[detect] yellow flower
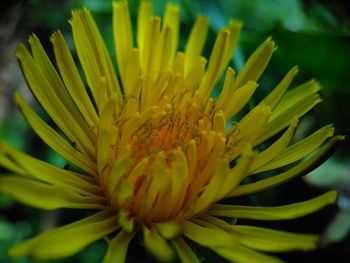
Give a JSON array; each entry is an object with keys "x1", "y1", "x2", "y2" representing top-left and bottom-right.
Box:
[{"x1": 0, "y1": 1, "x2": 343, "y2": 262}]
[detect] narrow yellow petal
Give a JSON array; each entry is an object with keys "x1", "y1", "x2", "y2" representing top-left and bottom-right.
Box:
[
  {"x1": 155, "y1": 222, "x2": 181, "y2": 239},
  {"x1": 277, "y1": 79, "x2": 321, "y2": 111},
  {"x1": 182, "y1": 220, "x2": 236, "y2": 248},
  {"x1": 184, "y1": 56, "x2": 207, "y2": 90},
  {"x1": 15, "y1": 93, "x2": 97, "y2": 175},
  {"x1": 153, "y1": 25, "x2": 173, "y2": 75},
  {"x1": 0, "y1": 153, "x2": 26, "y2": 175},
  {"x1": 198, "y1": 29, "x2": 229, "y2": 99},
  {"x1": 249, "y1": 118, "x2": 298, "y2": 173},
  {"x1": 143, "y1": 227, "x2": 175, "y2": 262},
  {"x1": 210, "y1": 190, "x2": 337, "y2": 220},
  {"x1": 0, "y1": 176, "x2": 106, "y2": 210},
  {"x1": 97, "y1": 98, "x2": 119, "y2": 173},
  {"x1": 235, "y1": 37, "x2": 276, "y2": 89},
  {"x1": 194, "y1": 159, "x2": 229, "y2": 214},
  {"x1": 137, "y1": 0, "x2": 153, "y2": 53},
  {"x1": 15, "y1": 44, "x2": 96, "y2": 158},
  {"x1": 191, "y1": 218, "x2": 284, "y2": 263},
  {"x1": 221, "y1": 145, "x2": 255, "y2": 196},
  {"x1": 164, "y1": 149, "x2": 189, "y2": 218},
  {"x1": 224, "y1": 81, "x2": 258, "y2": 119},
  {"x1": 113, "y1": 179, "x2": 134, "y2": 209},
  {"x1": 203, "y1": 215, "x2": 318, "y2": 252},
  {"x1": 29, "y1": 34, "x2": 96, "y2": 141},
  {"x1": 11, "y1": 209, "x2": 118, "y2": 259},
  {"x1": 213, "y1": 110, "x2": 226, "y2": 134},
  {"x1": 262, "y1": 66, "x2": 299, "y2": 109},
  {"x1": 140, "y1": 16, "x2": 160, "y2": 75},
  {"x1": 113, "y1": 1, "x2": 133, "y2": 85},
  {"x1": 184, "y1": 16, "x2": 209, "y2": 73},
  {"x1": 173, "y1": 52, "x2": 185, "y2": 77},
  {"x1": 216, "y1": 67, "x2": 236, "y2": 109},
  {"x1": 51, "y1": 30, "x2": 99, "y2": 128},
  {"x1": 0, "y1": 141, "x2": 102, "y2": 196},
  {"x1": 117, "y1": 210, "x2": 134, "y2": 232},
  {"x1": 124, "y1": 48, "x2": 141, "y2": 98},
  {"x1": 231, "y1": 225, "x2": 318, "y2": 252},
  {"x1": 257, "y1": 91, "x2": 321, "y2": 145},
  {"x1": 222, "y1": 20, "x2": 243, "y2": 70},
  {"x1": 142, "y1": 153, "x2": 169, "y2": 220},
  {"x1": 163, "y1": 3, "x2": 180, "y2": 61},
  {"x1": 171, "y1": 238, "x2": 200, "y2": 263},
  {"x1": 71, "y1": 9, "x2": 121, "y2": 109},
  {"x1": 213, "y1": 244, "x2": 283, "y2": 263},
  {"x1": 103, "y1": 230, "x2": 134, "y2": 263},
  {"x1": 231, "y1": 136, "x2": 344, "y2": 197},
  {"x1": 256, "y1": 124, "x2": 334, "y2": 173},
  {"x1": 106, "y1": 146, "x2": 132, "y2": 197},
  {"x1": 229, "y1": 104, "x2": 271, "y2": 159},
  {"x1": 192, "y1": 135, "x2": 226, "y2": 192}
]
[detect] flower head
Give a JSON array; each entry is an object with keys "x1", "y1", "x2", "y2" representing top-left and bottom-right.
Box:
[{"x1": 0, "y1": 1, "x2": 343, "y2": 262}]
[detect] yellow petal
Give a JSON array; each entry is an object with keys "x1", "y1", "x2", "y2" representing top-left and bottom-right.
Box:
[
  {"x1": 15, "y1": 93, "x2": 97, "y2": 176},
  {"x1": 0, "y1": 141, "x2": 102, "y2": 196},
  {"x1": 222, "y1": 20, "x2": 242, "y2": 69},
  {"x1": 103, "y1": 229, "x2": 135, "y2": 263},
  {"x1": 231, "y1": 136, "x2": 344, "y2": 197},
  {"x1": 235, "y1": 37, "x2": 275, "y2": 89},
  {"x1": 15, "y1": 43, "x2": 96, "y2": 158},
  {"x1": 188, "y1": 218, "x2": 283, "y2": 263},
  {"x1": 257, "y1": 80, "x2": 321, "y2": 144},
  {"x1": 97, "y1": 98, "x2": 119, "y2": 173},
  {"x1": 137, "y1": 0, "x2": 153, "y2": 53},
  {"x1": 155, "y1": 222, "x2": 181, "y2": 239},
  {"x1": 203, "y1": 215, "x2": 318, "y2": 252},
  {"x1": 51, "y1": 30, "x2": 99, "y2": 128},
  {"x1": 194, "y1": 159, "x2": 229, "y2": 214},
  {"x1": 229, "y1": 104, "x2": 271, "y2": 159},
  {"x1": 213, "y1": 244, "x2": 283, "y2": 263},
  {"x1": 171, "y1": 238, "x2": 200, "y2": 263},
  {"x1": 71, "y1": 9, "x2": 121, "y2": 109},
  {"x1": 209, "y1": 190, "x2": 337, "y2": 220},
  {"x1": 221, "y1": 145, "x2": 255, "y2": 196},
  {"x1": 184, "y1": 15, "x2": 209, "y2": 73},
  {"x1": 216, "y1": 67, "x2": 236, "y2": 109},
  {"x1": 258, "y1": 95, "x2": 321, "y2": 145},
  {"x1": 256, "y1": 124, "x2": 334, "y2": 172},
  {"x1": 113, "y1": 0, "x2": 133, "y2": 85},
  {"x1": 143, "y1": 226, "x2": 175, "y2": 262},
  {"x1": 163, "y1": 3, "x2": 180, "y2": 62},
  {"x1": 165, "y1": 149, "x2": 189, "y2": 218},
  {"x1": 231, "y1": 225, "x2": 317, "y2": 252},
  {"x1": 11, "y1": 209, "x2": 118, "y2": 259},
  {"x1": 184, "y1": 56, "x2": 207, "y2": 90},
  {"x1": 182, "y1": 220, "x2": 236, "y2": 248},
  {"x1": 29, "y1": 34, "x2": 95, "y2": 140},
  {"x1": 262, "y1": 66, "x2": 299, "y2": 109},
  {"x1": 198, "y1": 29, "x2": 229, "y2": 100},
  {"x1": 0, "y1": 153, "x2": 26, "y2": 175},
  {"x1": 249, "y1": 118, "x2": 298, "y2": 173},
  {"x1": 224, "y1": 81, "x2": 258, "y2": 119},
  {"x1": 0, "y1": 176, "x2": 106, "y2": 210},
  {"x1": 213, "y1": 110, "x2": 226, "y2": 135},
  {"x1": 106, "y1": 146, "x2": 132, "y2": 197}
]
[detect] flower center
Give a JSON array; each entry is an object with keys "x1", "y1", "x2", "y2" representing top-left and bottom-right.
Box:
[{"x1": 100, "y1": 93, "x2": 236, "y2": 225}]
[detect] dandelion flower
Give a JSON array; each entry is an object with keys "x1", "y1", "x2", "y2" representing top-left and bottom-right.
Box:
[{"x1": 0, "y1": 1, "x2": 344, "y2": 262}]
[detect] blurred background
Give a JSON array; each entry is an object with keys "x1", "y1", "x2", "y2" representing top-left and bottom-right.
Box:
[{"x1": 0, "y1": 0, "x2": 349, "y2": 262}]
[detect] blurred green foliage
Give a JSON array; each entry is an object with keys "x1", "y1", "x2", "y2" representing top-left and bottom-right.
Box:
[{"x1": 0, "y1": 0, "x2": 349, "y2": 262}]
